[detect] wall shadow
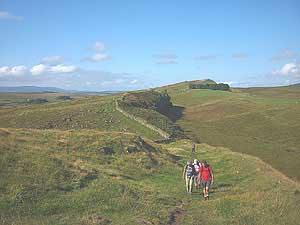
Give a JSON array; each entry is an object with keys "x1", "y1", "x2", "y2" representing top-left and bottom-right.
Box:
[{"x1": 158, "y1": 105, "x2": 185, "y2": 122}]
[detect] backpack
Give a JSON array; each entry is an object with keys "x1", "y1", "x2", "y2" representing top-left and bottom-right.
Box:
[
  {"x1": 193, "y1": 163, "x2": 200, "y2": 173},
  {"x1": 186, "y1": 165, "x2": 195, "y2": 178}
]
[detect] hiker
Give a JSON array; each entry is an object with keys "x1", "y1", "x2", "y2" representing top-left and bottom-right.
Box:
[
  {"x1": 182, "y1": 160, "x2": 196, "y2": 194},
  {"x1": 191, "y1": 143, "x2": 196, "y2": 153},
  {"x1": 198, "y1": 160, "x2": 214, "y2": 200},
  {"x1": 193, "y1": 159, "x2": 201, "y2": 189}
]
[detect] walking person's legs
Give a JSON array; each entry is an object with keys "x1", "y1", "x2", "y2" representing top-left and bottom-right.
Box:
[
  {"x1": 205, "y1": 186, "x2": 209, "y2": 199},
  {"x1": 189, "y1": 176, "x2": 194, "y2": 193},
  {"x1": 185, "y1": 177, "x2": 190, "y2": 193},
  {"x1": 202, "y1": 180, "x2": 211, "y2": 200}
]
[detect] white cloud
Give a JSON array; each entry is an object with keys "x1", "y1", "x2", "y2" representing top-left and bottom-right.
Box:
[
  {"x1": 87, "y1": 53, "x2": 111, "y2": 62},
  {"x1": 130, "y1": 79, "x2": 138, "y2": 84},
  {"x1": 272, "y1": 62, "x2": 300, "y2": 76},
  {"x1": 0, "y1": 64, "x2": 77, "y2": 77},
  {"x1": 272, "y1": 49, "x2": 300, "y2": 61},
  {"x1": 30, "y1": 64, "x2": 77, "y2": 75},
  {"x1": 41, "y1": 56, "x2": 64, "y2": 65},
  {"x1": 30, "y1": 64, "x2": 48, "y2": 76},
  {"x1": 0, "y1": 66, "x2": 10, "y2": 75},
  {"x1": 0, "y1": 65, "x2": 28, "y2": 76},
  {"x1": 84, "y1": 42, "x2": 111, "y2": 62},
  {"x1": 0, "y1": 11, "x2": 22, "y2": 21},
  {"x1": 49, "y1": 64, "x2": 77, "y2": 74},
  {"x1": 9, "y1": 66, "x2": 27, "y2": 75},
  {"x1": 93, "y1": 42, "x2": 105, "y2": 52}
]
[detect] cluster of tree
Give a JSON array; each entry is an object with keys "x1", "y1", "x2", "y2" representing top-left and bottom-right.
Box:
[
  {"x1": 120, "y1": 90, "x2": 173, "y2": 112},
  {"x1": 189, "y1": 83, "x2": 230, "y2": 91},
  {"x1": 27, "y1": 98, "x2": 48, "y2": 104},
  {"x1": 56, "y1": 96, "x2": 72, "y2": 100}
]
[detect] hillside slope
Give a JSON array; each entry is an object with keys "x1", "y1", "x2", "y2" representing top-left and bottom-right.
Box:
[
  {"x1": 0, "y1": 94, "x2": 162, "y2": 140},
  {"x1": 1, "y1": 128, "x2": 299, "y2": 225},
  {"x1": 159, "y1": 83, "x2": 300, "y2": 181}
]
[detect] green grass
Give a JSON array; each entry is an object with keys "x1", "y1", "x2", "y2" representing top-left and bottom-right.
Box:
[
  {"x1": 0, "y1": 128, "x2": 299, "y2": 224},
  {"x1": 119, "y1": 103, "x2": 184, "y2": 138},
  {"x1": 0, "y1": 94, "x2": 161, "y2": 140},
  {"x1": 163, "y1": 85, "x2": 300, "y2": 181},
  {"x1": 1, "y1": 83, "x2": 300, "y2": 224}
]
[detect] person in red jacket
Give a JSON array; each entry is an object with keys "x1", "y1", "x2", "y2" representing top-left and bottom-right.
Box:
[{"x1": 198, "y1": 160, "x2": 214, "y2": 200}]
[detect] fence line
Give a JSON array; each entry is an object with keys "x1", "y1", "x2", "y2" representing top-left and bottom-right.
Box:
[{"x1": 115, "y1": 101, "x2": 171, "y2": 139}]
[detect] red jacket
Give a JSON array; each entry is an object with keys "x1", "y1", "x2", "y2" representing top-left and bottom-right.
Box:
[{"x1": 199, "y1": 166, "x2": 213, "y2": 181}]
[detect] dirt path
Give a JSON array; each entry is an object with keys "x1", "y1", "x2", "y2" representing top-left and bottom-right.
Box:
[
  {"x1": 167, "y1": 200, "x2": 186, "y2": 225},
  {"x1": 168, "y1": 208, "x2": 186, "y2": 225}
]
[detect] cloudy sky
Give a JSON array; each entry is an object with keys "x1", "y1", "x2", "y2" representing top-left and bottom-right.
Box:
[{"x1": 0, "y1": 0, "x2": 300, "y2": 90}]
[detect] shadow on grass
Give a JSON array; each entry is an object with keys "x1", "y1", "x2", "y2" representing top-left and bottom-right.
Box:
[
  {"x1": 159, "y1": 105, "x2": 185, "y2": 122},
  {"x1": 210, "y1": 183, "x2": 233, "y2": 194},
  {"x1": 79, "y1": 173, "x2": 99, "y2": 189}
]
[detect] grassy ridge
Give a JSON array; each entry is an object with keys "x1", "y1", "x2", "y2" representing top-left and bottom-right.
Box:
[
  {"x1": 0, "y1": 94, "x2": 161, "y2": 140},
  {"x1": 0, "y1": 128, "x2": 299, "y2": 224},
  {"x1": 164, "y1": 85, "x2": 300, "y2": 181},
  {"x1": 119, "y1": 103, "x2": 184, "y2": 138}
]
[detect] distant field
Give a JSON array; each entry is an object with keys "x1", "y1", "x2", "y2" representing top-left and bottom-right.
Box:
[
  {"x1": 164, "y1": 84, "x2": 300, "y2": 181},
  {"x1": 235, "y1": 85, "x2": 300, "y2": 99},
  {"x1": 1, "y1": 128, "x2": 299, "y2": 224},
  {"x1": 0, "y1": 92, "x2": 88, "y2": 108}
]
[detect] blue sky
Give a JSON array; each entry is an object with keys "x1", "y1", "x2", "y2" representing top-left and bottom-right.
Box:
[{"x1": 1, "y1": 0, "x2": 300, "y2": 90}]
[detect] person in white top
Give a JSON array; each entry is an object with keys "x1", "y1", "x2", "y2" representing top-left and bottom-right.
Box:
[{"x1": 193, "y1": 159, "x2": 201, "y2": 189}]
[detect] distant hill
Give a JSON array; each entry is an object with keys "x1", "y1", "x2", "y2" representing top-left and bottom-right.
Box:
[
  {"x1": 0, "y1": 86, "x2": 66, "y2": 93},
  {"x1": 290, "y1": 83, "x2": 300, "y2": 86},
  {"x1": 0, "y1": 86, "x2": 120, "y2": 95}
]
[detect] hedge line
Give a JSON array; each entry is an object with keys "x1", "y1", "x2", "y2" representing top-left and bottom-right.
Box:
[{"x1": 189, "y1": 83, "x2": 230, "y2": 91}]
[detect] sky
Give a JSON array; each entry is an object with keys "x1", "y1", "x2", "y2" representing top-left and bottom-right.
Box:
[{"x1": 0, "y1": 0, "x2": 300, "y2": 91}]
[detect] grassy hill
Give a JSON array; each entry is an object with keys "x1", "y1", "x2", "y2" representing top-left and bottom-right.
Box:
[
  {"x1": 0, "y1": 94, "x2": 162, "y2": 140},
  {"x1": 1, "y1": 128, "x2": 299, "y2": 225},
  {"x1": 160, "y1": 83, "x2": 300, "y2": 181},
  {"x1": 1, "y1": 81, "x2": 300, "y2": 224}
]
